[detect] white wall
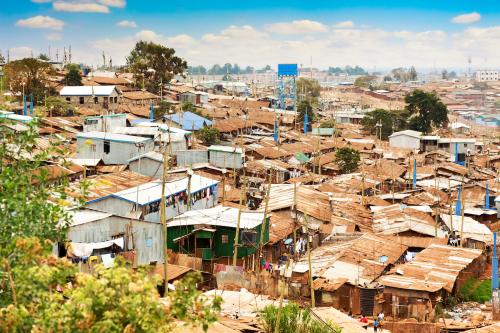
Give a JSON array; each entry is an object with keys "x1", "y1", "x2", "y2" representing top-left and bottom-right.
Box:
[
  {"x1": 77, "y1": 138, "x2": 155, "y2": 164},
  {"x1": 389, "y1": 135, "x2": 420, "y2": 150}
]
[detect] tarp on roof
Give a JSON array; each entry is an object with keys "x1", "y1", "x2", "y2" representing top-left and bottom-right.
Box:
[{"x1": 164, "y1": 111, "x2": 212, "y2": 130}]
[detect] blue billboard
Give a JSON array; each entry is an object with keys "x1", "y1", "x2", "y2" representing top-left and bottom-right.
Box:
[{"x1": 278, "y1": 64, "x2": 298, "y2": 77}]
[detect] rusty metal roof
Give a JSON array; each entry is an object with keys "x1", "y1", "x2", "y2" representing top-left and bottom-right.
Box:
[{"x1": 378, "y1": 244, "x2": 482, "y2": 293}]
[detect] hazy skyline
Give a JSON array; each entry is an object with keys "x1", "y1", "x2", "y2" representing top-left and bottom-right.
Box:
[{"x1": 2, "y1": 0, "x2": 500, "y2": 70}]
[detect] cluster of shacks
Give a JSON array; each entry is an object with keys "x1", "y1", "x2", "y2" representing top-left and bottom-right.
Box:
[{"x1": 2, "y1": 71, "x2": 500, "y2": 331}]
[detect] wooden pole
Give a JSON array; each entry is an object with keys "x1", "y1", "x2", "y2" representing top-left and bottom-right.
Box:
[
  {"x1": 460, "y1": 174, "x2": 466, "y2": 247},
  {"x1": 160, "y1": 145, "x2": 169, "y2": 295},
  {"x1": 293, "y1": 182, "x2": 298, "y2": 260},
  {"x1": 258, "y1": 170, "x2": 272, "y2": 271},
  {"x1": 232, "y1": 178, "x2": 246, "y2": 266},
  {"x1": 304, "y1": 213, "x2": 315, "y2": 308},
  {"x1": 274, "y1": 258, "x2": 290, "y2": 333}
]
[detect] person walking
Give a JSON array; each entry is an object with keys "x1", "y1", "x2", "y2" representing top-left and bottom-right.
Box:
[{"x1": 373, "y1": 318, "x2": 379, "y2": 332}]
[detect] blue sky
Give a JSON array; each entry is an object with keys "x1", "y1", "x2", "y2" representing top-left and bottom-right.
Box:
[{"x1": 2, "y1": 0, "x2": 500, "y2": 70}]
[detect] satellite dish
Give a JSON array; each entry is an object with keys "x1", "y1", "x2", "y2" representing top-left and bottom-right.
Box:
[{"x1": 379, "y1": 255, "x2": 388, "y2": 264}]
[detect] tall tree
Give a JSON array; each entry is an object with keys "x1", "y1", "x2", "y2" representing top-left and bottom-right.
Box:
[
  {"x1": 354, "y1": 75, "x2": 377, "y2": 88},
  {"x1": 362, "y1": 109, "x2": 399, "y2": 140},
  {"x1": 127, "y1": 41, "x2": 187, "y2": 94},
  {"x1": 297, "y1": 99, "x2": 315, "y2": 122},
  {"x1": 405, "y1": 89, "x2": 448, "y2": 133},
  {"x1": 64, "y1": 64, "x2": 82, "y2": 86},
  {"x1": 297, "y1": 78, "x2": 321, "y2": 100},
  {"x1": 409, "y1": 66, "x2": 418, "y2": 81},
  {"x1": 3, "y1": 58, "x2": 53, "y2": 102},
  {"x1": 335, "y1": 147, "x2": 361, "y2": 174}
]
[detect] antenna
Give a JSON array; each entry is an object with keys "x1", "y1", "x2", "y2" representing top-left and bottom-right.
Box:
[
  {"x1": 56, "y1": 48, "x2": 59, "y2": 62},
  {"x1": 69, "y1": 45, "x2": 72, "y2": 64},
  {"x1": 102, "y1": 51, "x2": 106, "y2": 69},
  {"x1": 109, "y1": 56, "x2": 112, "y2": 69},
  {"x1": 468, "y1": 56, "x2": 471, "y2": 78}
]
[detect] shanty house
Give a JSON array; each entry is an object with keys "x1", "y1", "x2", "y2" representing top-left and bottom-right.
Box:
[
  {"x1": 167, "y1": 206, "x2": 269, "y2": 270},
  {"x1": 64, "y1": 208, "x2": 163, "y2": 266},
  {"x1": 208, "y1": 145, "x2": 244, "y2": 169},
  {"x1": 60, "y1": 85, "x2": 121, "y2": 110},
  {"x1": 164, "y1": 111, "x2": 212, "y2": 131},
  {"x1": 389, "y1": 130, "x2": 422, "y2": 150},
  {"x1": 178, "y1": 91, "x2": 209, "y2": 105},
  {"x1": 378, "y1": 245, "x2": 484, "y2": 321},
  {"x1": 128, "y1": 151, "x2": 164, "y2": 178},
  {"x1": 294, "y1": 233, "x2": 408, "y2": 316},
  {"x1": 85, "y1": 174, "x2": 219, "y2": 222},
  {"x1": 83, "y1": 114, "x2": 127, "y2": 132},
  {"x1": 76, "y1": 131, "x2": 154, "y2": 165}
]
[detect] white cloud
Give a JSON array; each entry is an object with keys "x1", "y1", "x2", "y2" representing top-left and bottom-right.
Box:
[
  {"x1": 135, "y1": 30, "x2": 161, "y2": 42},
  {"x1": 333, "y1": 21, "x2": 354, "y2": 28},
  {"x1": 53, "y1": 1, "x2": 110, "y2": 13},
  {"x1": 98, "y1": 0, "x2": 125, "y2": 8},
  {"x1": 265, "y1": 19, "x2": 328, "y2": 35},
  {"x1": 117, "y1": 20, "x2": 137, "y2": 28},
  {"x1": 46, "y1": 32, "x2": 62, "y2": 41},
  {"x1": 16, "y1": 15, "x2": 64, "y2": 30},
  {"x1": 9, "y1": 47, "x2": 33, "y2": 60},
  {"x1": 86, "y1": 22, "x2": 500, "y2": 69},
  {"x1": 452, "y1": 12, "x2": 481, "y2": 24},
  {"x1": 167, "y1": 34, "x2": 195, "y2": 47}
]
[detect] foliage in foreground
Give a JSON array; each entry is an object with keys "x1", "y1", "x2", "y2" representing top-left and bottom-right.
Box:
[
  {"x1": 259, "y1": 303, "x2": 342, "y2": 333},
  {"x1": 335, "y1": 147, "x2": 361, "y2": 174},
  {"x1": 0, "y1": 120, "x2": 73, "y2": 256},
  {"x1": 0, "y1": 238, "x2": 221, "y2": 333}
]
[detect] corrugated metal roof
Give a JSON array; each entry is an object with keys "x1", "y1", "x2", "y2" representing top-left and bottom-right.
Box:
[
  {"x1": 378, "y1": 244, "x2": 482, "y2": 292},
  {"x1": 164, "y1": 111, "x2": 212, "y2": 130},
  {"x1": 77, "y1": 131, "x2": 152, "y2": 143},
  {"x1": 169, "y1": 205, "x2": 263, "y2": 229},
  {"x1": 60, "y1": 85, "x2": 117, "y2": 96},
  {"x1": 109, "y1": 174, "x2": 218, "y2": 206}
]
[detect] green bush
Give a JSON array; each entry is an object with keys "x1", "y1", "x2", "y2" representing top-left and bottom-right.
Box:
[
  {"x1": 259, "y1": 303, "x2": 341, "y2": 333},
  {"x1": 459, "y1": 278, "x2": 491, "y2": 303}
]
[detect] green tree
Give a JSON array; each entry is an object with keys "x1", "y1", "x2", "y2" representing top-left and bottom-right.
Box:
[
  {"x1": 3, "y1": 58, "x2": 53, "y2": 102},
  {"x1": 319, "y1": 119, "x2": 336, "y2": 128},
  {"x1": 354, "y1": 75, "x2": 377, "y2": 88},
  {"x1": 38, "y1": 53, "x2": 50, "y2": 61},
  {"x1": 222, "y1": 73, "x2": 232, "y2": 81},
  {"x1": 297, "y1": 78, "x2": 321, "y2": 100},
  {"x1": 362, "y1": 109, "x2": 408, "y2": 140},
  {"x1": 405, "y1": 89, "x2": 448, "y2": 133},
  {"x1": 127, "y1": 41, "x2": 187, "y2": 94},
  {"x1": 409, "y1": 66, "x2": 418, "y2": 81},
  {"x1": 0, "y1": 238, "x2": 221, "y2": 332},
  {"x1": 335, "y1": 147, "x2": 361, "y2": 173},
  {"x1": 44, "y1": 96, "x2": 76, "y2": 116},
  {"x1": 155, "y1": 100, "x2": 173, "y2": 118},
  {"x1": 198, "y1": 127, "x2": 220, "y2": 145},
  {"x1": 297, "y1": 100, "x2": 315, "y2": 123},
  {"x1": 64, "y1": 64, "x2": 82, "y2": 86},
  {"x1": 0, "y1": 121, "x2": 72, "y2": 256}
]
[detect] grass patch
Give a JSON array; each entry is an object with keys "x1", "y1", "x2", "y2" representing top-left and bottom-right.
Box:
[{"x1": 459, "y1": 278, "x2": 491, "y2": 303}]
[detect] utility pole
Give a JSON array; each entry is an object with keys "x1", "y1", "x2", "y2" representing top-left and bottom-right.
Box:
[
  {"x1": 232, "y1": 178, "x2": 246, "y2": 266},
  {"x1": 258, "y1": 170, "x2": 272, "y2": 271},
  {"x1": 274, "y1": 258, "x2": 291, "y2": 333},
  {"x1": 160, "y1": 145, "x2": 170, "y2": 295},
  {"x1": 460, "y1": 174, "x2": 466, "y2": 247},
  {"x1": 304, "y1": 213, "x2": 315, "y2": 308}
]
